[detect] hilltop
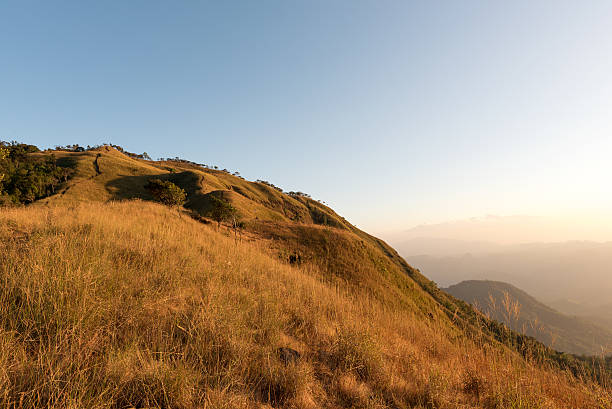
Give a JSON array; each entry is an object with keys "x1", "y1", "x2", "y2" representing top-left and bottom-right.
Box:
[
  {"x1": 37, "y1": 145, "x2": 350, "y2": 228},
  {"x1": 445, "y1": 280, "x2": 612, "y2": 356},
  {"x1": 0, "y1": 143, "x2": 611, "y2": 408}
]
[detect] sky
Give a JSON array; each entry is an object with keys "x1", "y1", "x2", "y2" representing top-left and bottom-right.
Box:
[{"x1": 2, "y1": 1, "x2": 612, "y2": 239}]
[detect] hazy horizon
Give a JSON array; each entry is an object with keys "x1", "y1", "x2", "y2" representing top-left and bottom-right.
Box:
[
  {"x1": 3, "y1": 1, "x2": 612, "y2": 237},
  {"x1": 378, "y1": 214, "x2": 612, "y2": 253}
]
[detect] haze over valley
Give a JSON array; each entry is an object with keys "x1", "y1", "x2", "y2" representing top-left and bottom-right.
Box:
[{"x1": 383, "y1": 217, "x2": 612, "y2": 334}]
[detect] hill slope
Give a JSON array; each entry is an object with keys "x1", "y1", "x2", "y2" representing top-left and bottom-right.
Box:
[
  {"x1": 0, "y1": 145, "x2": 610, "y2": 408},
  {"x1": 38, "y1": 146, "x2": 351, "y2": 230},
  {"x1": 445, "y1": 280, "x2": 612, "y2": 356}
]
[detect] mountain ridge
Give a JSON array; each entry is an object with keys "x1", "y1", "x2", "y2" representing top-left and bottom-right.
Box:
[
  {"x1": 445, "y1": 280, "x2": 612, "y2": 356},
  {"x1": 1, "y1": 142, "x2": 611, "y2": 407}
]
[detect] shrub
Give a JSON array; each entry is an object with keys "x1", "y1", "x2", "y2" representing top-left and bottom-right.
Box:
[
  {"x1": 208, "y1": 195, "x2": 238, "y2": 227},
  {"x1": 145, "y1": 179, "x2": 186, "y2": 208}
]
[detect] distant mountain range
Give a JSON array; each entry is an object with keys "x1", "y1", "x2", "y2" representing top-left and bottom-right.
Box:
[
  {"x1": 384, "y1": 214, "x2": 612, "y2": 250},
  {"x1": 445, "y1": 280, "x2": 612, "y2": 356},
  {"x1": 548, "y1": 299, "x2": 612, "y2": 330},
  {"x1": 404, "y1": 241, "x2": 612, "y2": 331},
  {"x1": 384, "y1": 237, "x2": 505, "y2": 256}
]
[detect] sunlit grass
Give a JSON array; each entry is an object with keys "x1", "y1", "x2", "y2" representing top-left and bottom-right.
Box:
[{"x1": 0, "y1": 201, "x2": 609, "y2": 408}]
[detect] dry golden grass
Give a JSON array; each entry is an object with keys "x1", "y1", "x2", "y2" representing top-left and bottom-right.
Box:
[
  {"x1": 0, "y1": 201, "x2": 610, "y2": 408},
  {"x1": 39, "y1": 146, "x2": 347, "y2": 230}
]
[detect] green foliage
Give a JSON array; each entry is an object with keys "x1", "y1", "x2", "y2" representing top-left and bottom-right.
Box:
[
  {"x1": 0, "y1": 141, "x2": 74, "y2": 205},
  {"x1": 144, "y1": 179, "x2": 186, "y2": 207},
  {"x1": 208, "y1": 195, "x2": 238, "y2": 226},
  {"x1": 0, "y1": 146, "x2": 8, "y2": 188}
]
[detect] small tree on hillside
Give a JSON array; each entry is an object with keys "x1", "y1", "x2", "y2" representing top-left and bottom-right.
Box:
[
  {"x1": 208, "y1": 195, "x2": 237, "y2": 228},
  {"x1": 145, "y1": 179, "x2": 186, "y2": 208},
  {"x1": 0, "y1": 146, "x2": 8, "y2": 193}
]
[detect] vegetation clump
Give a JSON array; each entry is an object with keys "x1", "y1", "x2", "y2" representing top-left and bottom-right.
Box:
[
  {"x1": 208, "y1": 195, "x2": 238, "y2": 227},
  {"x1": 0, "y1": 141, "x2": 74, "y2": 205},
  {"x1": 145, "y1": 178, "x2": 186, "y2": 207},
  {"x1": 256, "y1": 179, "x2": 284, "y2": 192}
]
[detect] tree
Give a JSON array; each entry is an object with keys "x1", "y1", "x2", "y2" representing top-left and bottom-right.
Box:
[
  {"x1": 145, "y1": 179, "x2": 186, "y2": 208},
  {"x1": 0, "y1": 142, "x2": 74, "y2": 205},
  {"x1": 0, "y1": 146, "x2": 8, "y2": 192},
  {"x1": 208, "y1": 195, "x2": 237, "y2": 228}
]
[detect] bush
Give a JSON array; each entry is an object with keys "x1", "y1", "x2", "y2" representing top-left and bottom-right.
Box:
[
  {"x1": 208, "y1": 195, "x2": 238, "y2": 227},
  {"x1": 145, "y1": 179, "x2": 186, "y2": 207}
]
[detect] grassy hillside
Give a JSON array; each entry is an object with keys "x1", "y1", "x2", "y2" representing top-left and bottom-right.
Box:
[
  {"x1": 37, "y1": 146, "x2": 350, "y2": 230},
  {"x1": 2, "y1": 201, "x2": 611, "y2": 408},
  {"x1": 0, "y1": 145, "x2": 610, "y2": 408},
  {"x1": 445, "y1": 280, "x2": 612, "y2": 356}
]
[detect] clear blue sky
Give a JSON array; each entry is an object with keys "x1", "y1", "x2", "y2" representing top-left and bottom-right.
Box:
[{"x1": 2, "y1": 1, "x2": 612, "y2": 234}]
